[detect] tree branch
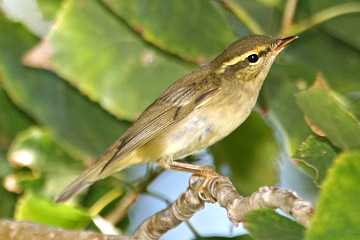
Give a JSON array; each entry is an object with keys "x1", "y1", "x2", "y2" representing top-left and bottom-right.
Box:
[
  {"x1": 133, "y1": 174, "x2": 313, "y2": 239},
  {"x1": 0, "y1": 174, "x2": 314, "y2": 240},
  {"x1": 0, "y1": 219, "x2": 131, "y2": 240}
]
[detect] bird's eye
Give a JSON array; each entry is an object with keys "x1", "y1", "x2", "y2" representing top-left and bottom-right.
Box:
[{"x1": 247, "y1": 54, "x2": 259, "y2": 63}]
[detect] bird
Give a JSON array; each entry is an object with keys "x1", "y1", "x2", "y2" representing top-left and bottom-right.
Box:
[{"x1": 54, "y1": 35, "x2": 298, "y2": 203}]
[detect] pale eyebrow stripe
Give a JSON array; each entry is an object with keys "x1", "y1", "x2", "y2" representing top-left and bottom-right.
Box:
[{"x1": 216, "y1": 53, "x2": 250, "y2": 74}]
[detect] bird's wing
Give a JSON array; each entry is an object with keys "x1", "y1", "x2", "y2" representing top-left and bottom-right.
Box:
[
  {"x1": 100, "y1": 68, "x2": 221, "y2": 172},
  {"x1": 53, "y1": 65, "x2": 221, "y2": 203}
]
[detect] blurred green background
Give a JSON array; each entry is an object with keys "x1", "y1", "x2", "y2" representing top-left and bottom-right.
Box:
[{"x1": 0, "y1": 0, "x2": 359, "y2": 239}]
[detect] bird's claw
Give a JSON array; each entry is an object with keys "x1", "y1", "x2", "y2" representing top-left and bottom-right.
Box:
[{"x1": 189, "y1": 167, "x2": 219, "y2": 203}]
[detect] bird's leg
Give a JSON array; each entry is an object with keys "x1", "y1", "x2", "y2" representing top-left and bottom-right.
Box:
[{"x1": 167, "y1": 161, "x2": 218, "y2": 177}]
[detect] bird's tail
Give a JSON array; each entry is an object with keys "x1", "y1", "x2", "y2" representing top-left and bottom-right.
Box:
[
  {"x1": 53, "y1": 139, "x2": 124, "y2": 204},
  {"x1": 53, "y1": 163, "x2": 104, "y2": 203}
]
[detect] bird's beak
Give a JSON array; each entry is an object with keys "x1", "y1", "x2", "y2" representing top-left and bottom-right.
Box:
[{"x1": 273, "y1": 36, "x2": 298, "y2": 52}]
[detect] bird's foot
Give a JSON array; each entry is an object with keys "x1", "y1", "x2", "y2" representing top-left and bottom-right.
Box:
[{"x1": 189, "y1": 166, "x2": 220, "y2": 202}]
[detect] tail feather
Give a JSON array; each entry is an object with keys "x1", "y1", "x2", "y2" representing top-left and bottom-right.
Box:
[
  {"x1": 53, "y1": 138, "x2": 132, "y2": 204},
  {"x1": 53, "y1": 164, "x2": 102, "y2": 204}
]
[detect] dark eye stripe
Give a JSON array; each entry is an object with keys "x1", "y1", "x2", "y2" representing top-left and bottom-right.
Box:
[
  {"x1": 259, "y1": 51, "x2": 267, "y2": 57},
  {"x1": 225, "y1": 59, "x2": 248, "y2": 72}
]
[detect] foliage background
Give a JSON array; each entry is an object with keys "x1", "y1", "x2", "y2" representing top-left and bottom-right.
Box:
[{"x1": 0, "y1": 0, "x2": 359, "y2": 239}]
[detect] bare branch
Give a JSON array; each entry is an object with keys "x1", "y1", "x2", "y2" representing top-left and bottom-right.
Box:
[
  {"x1": 201, "y1": 176, "x2": 313, "y2": 227},
  {"x1": 0, "y1": 174, "x2": 314, "y2": 240},
  {"x1": 0, "y1": 220, "x2": 131, "y2": 240},
  {"x1": 133, "y1": 179, "x2": 205, "y2": 240},
  {"x1": 134, "y1": 175, "x2": 314, "y2": 239}
]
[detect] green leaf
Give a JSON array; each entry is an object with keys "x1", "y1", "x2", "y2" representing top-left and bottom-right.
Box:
[
  {"x1": 37, "y1": 0, "x2": 63, "y2": 19},
  {"x1": 211, "y1": 112, "x2": 279, "y2": 195},
  {"x1": 305, "y1": 153, "x2": 360, "y2": 240},
  {"x1": 15, "y1": 191, "x2": 91, "y2": 229},
  {"x1": 263, "y1": 30, "x2": 360, "y2": 154},
  {"x1": 102, "y1": 0, "x2": 236, "y2": 63},
  {"x1": 246, "y1": 209, "x2": 305, "y2": 240},
  {"x1": 8, "y1": 127, "x2": 84, "y2": 198},
  {"x1": 0, "y1": 16, "x2": 131, "y2": 158},
  {"x1": 47, "y1": 0, "x2": 196, "y2": 121},
  {"x1": 296, "y1": 87, "x2": 360, "y2": 151},
  {"x1": 292, "y1": 135, "x2": 340, "y2": 186},
  {"x1": 0, "y1": 86, "x2": 34, "y2": 148}
]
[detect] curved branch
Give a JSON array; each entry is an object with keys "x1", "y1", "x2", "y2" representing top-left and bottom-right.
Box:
[
  {"x1": 0, "y1": 174, "x2": 314, "y2": 240},
  {"x1": 202, "y1": 176, "x2": 313, "y2": 227},
  {"x1": 286, "y1": 3, "x2": 360, "y2": 36},
  {"x1": 133, "y1": 179, "x2": 205, "y2": 239},
  {"x1": 134, "y1": 175, "x2": 314, "y2": 239}
]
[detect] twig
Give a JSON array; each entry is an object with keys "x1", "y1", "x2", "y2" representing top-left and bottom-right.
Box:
[
  {"x1": 201, "y1": 176, "x2": 313, "y2": 227},
  {"x1": 0, "y1": 220, "x2": 131, "y2": 240},
  {"x1": 285, "y1": 3, "x2": 360, "y2": 36},
  {"x1": 105, "y1": 190, "x2": 139, "y2": 224},
  {"x1": 89, "y1": 188, "x2": 125, "y2": 217},
  {"x1": 218, "y1": 0, "x2": 265, "y2": 35},
  {"x1": 279, "y1": 0, "x2": 298, "y2": 37}
]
